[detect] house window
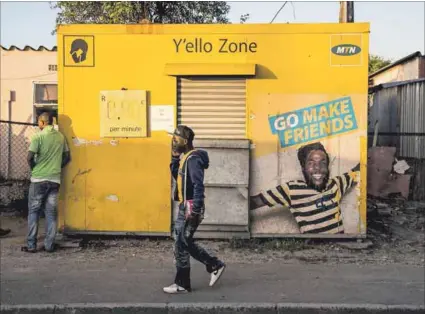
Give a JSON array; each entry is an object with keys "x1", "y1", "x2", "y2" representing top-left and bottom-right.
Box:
[
  {"x1": 48, "y1": 64, "x2": 58, "y2": 72},
  {"x1": 34, "y1": 83, "x2": 58, "y2": 105}
]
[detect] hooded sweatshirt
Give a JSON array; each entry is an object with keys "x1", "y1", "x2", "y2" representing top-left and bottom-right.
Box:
[{"x1": 170, "y1": 149, "x2": 209, "y2": 213}]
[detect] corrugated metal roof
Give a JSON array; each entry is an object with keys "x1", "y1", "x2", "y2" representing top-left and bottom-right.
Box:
[
  {"x1": 369, "y1": 51, "x2": 423, "y2": 78},
  {"x1": 0, "y1": 45, "x2": 57, "y2": 52}
]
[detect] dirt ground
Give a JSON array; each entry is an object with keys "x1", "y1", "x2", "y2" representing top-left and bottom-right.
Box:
[{"x1": 0, "y1": 199, "x2": 424, "y2": 267}]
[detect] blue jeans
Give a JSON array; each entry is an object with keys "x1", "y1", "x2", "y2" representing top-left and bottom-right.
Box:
[
  {"x1": 173, "y1": 204, "x2": 221, "y2": 289},
  {"x1": 27, "y1": 181, "x2": 60, "y2": 251}
]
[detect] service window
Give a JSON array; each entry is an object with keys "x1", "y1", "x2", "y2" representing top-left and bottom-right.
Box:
[
  {"x1": 33, "y1": 106, "x2": 58, "y2": 125},
  {"x1": 177, "y1": 77, "x2": 246, "y2": 139},
  {"x1": 33, "y1": 82, "x2": 58, "y2": 124}
]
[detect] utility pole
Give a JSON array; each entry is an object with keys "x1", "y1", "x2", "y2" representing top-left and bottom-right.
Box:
[{"x1": 339, "y1": 1, "x2": 354, "y2": 23}]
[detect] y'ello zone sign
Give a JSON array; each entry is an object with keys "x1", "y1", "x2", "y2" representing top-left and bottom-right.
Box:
[
  {"x1": 173, "y1": 37, "x2": 257, "y2": 54},
  {"x1": 268, "y1": 97, "x2": 358, "y2": 148}
]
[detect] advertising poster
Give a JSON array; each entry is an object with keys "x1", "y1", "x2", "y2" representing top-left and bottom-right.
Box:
[{"x1": 250, "y1": 94, "x2": 367, "y2": 236}]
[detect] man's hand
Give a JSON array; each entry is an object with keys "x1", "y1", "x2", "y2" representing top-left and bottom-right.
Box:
[
  {"x1": 27, "y1": 152, "x2": 36, "y2": 170},
  {"x1": 172, "y1": 149, "x2": 181, "y2": 157},
  {"x1": 250, "y1": 194, "x2": 266, "y2": 210},
  {"x1": 185, "y1": 211, "x2": 203, "y2": 225},
  {"x1": 184, "y1": 200, "x2": 203, "y2": 223},
  {"x1": 61, "y1": 151, "x2": 71, "y2": 168}
]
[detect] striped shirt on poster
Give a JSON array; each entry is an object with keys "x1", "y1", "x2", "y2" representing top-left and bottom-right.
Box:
[{"x1": 258, "y1": 171, "x2": 359, "y2": 234}]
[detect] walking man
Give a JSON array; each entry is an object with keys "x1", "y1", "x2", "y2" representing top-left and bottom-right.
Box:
[
  {"x1": 24, "y1": 112, "x2": 70, "y2": 253},
  {"x1": 164, "y1": 125, "x2": 225, "y2": 294}
]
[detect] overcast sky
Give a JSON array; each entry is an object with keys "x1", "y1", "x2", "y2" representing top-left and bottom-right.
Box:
[{"x1": 1, "y1": 1, "x2": 424, "y2": 61}]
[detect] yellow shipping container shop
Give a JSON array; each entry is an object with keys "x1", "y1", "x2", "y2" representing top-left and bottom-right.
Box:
[{"x1": 57, "y1": 23, "x2": 369, "y2": 238}]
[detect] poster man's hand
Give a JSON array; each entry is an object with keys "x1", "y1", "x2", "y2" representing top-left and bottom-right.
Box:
[
  {"x1": 351, "y1": 163, "x2": 360, "y2": 172},
  {"x1": 250, "y1": 195, "x2": 266, "y2": 210}
]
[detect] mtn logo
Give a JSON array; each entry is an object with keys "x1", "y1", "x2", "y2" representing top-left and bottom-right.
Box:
[{"x1": 331, "y1": 44, "x2": 361, "y2": 56}]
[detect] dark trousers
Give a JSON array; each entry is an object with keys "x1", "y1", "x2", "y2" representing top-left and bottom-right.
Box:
[
  {"x1": 173, "y1": 204, "x2": 220, "y2": 290},
  {"x1": 27, "y1": 181, "x2": 60, "y2": 251}
]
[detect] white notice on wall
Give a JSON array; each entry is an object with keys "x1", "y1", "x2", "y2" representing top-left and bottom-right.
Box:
[{"x1": 150, "y1": 105, "x2": 175, "y2": 133}]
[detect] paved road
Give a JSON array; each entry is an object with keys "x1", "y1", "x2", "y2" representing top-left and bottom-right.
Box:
[{"x1": 1, "y1": 257, "x2": 424, "y2": 306}]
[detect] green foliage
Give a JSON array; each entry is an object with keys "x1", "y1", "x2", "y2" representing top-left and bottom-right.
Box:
[
  {"x1": 240, "y1": 13, "x2": 250, "y2": 24},
  {"x1": 51, "y1": 1, "x2": 231, "y2": 33},
  {"x1": 369, "y1": 54, "x2": 392, "y2": 74}
]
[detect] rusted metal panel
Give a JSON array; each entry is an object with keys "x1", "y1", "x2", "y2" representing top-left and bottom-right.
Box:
[{"x1": 367, "y1": 147, "x2": 411, "y2": 199}]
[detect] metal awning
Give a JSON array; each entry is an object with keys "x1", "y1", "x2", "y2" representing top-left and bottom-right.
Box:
[{"x1": 164, "y1": 63, "x2": 256, "y2": 76}]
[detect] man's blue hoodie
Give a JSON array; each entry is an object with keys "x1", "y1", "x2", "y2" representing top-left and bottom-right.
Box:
[{"x1": 170, "y1": 150, "x2": 209, "y2": 213}]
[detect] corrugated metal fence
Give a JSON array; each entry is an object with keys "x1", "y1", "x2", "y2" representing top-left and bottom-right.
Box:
[
  {"x1": 368, "y1": 78, "x2": 425, "y2": 200},
  {"x1": 399, "y1": 81, "x2": 425, "y2": 158}
]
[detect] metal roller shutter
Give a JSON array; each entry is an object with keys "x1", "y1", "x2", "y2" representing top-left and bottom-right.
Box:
[{"x1": 177, "y1": 77, "x2": 246, "y2": 139}]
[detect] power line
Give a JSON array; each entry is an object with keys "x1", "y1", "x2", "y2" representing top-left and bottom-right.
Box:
[
  {"x1": 270, "y1": 2, "x2": 288, "y2": 24},
  {"x1": 1, "y1": 73, "x2": 55, "y2": 81},
  {"x1": 290, "y1": 2, "x2": 296, "y2": 21}
]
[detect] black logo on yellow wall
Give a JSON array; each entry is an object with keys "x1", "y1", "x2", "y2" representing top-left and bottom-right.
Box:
[
  {"x1": 64, "y1": 35, "x2": 95, "y2": 67},
  {"x1": 70, "y1": 39, "x2": 88, "y2": 63}
]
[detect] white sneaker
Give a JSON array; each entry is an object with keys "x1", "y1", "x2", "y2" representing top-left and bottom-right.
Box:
[
  {"x1": 209, "y1": 264, "x2": 226, "y2": 287},
  {"x1": 163, "y1": 283, "x2": 188, "y2": 294}
]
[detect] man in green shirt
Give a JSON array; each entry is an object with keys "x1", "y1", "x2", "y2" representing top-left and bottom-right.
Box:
[{"x1": 25, "y1": 112, "x2": 70, "y2": 253}]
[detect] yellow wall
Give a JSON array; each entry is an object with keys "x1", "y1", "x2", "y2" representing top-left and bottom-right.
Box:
[{"x1": 57, "y1": 23, "x2": 369, "y2": 236}]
